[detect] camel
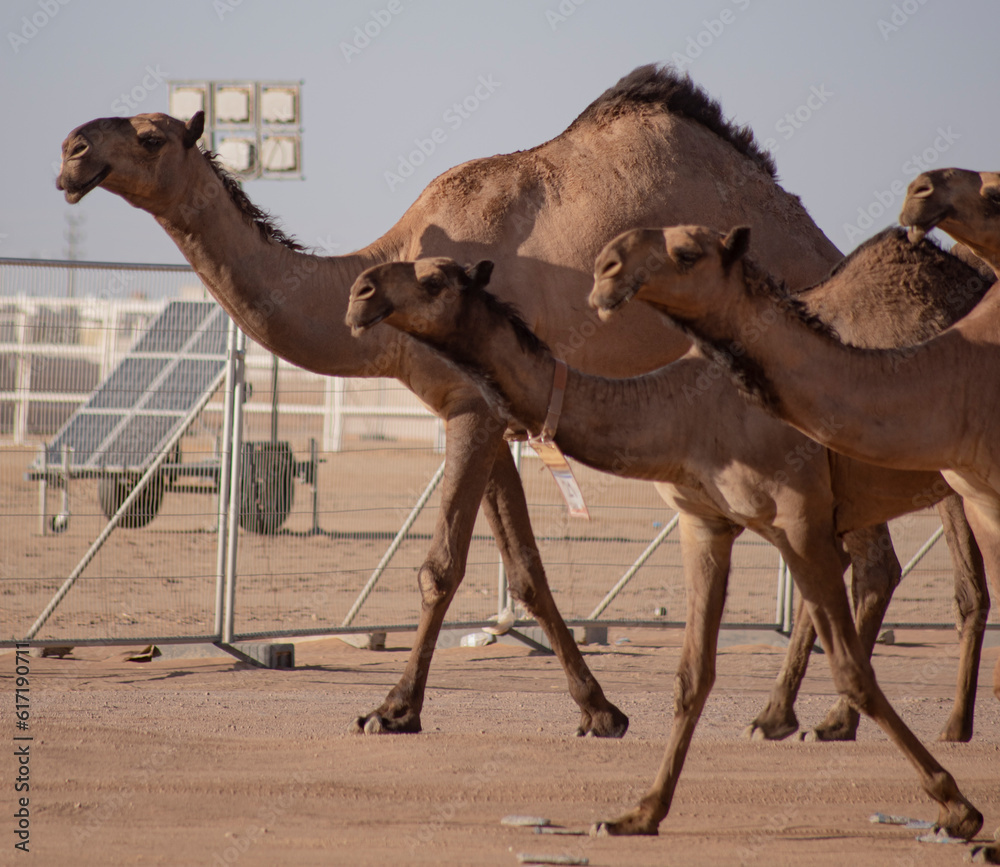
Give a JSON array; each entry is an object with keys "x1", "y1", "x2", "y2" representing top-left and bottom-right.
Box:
[
  {"x1": 54, "y1": 66, "x2": 968, "y2": 745},
  {"x1": 592, "y1": 220, "x2": 1000, "y2": 705},
  {"x1": 901, "y1": 168, "x2": 1000, "y2": 274},
  {"x1": 349, "y1": 228, "x2": 992, "y2": 746},
  {"x1": 57, "y1": 66, "x2": 857, "y2": 739},
  {"x1": 343, "y1": 251, "x2": 985, "y2": 839}
]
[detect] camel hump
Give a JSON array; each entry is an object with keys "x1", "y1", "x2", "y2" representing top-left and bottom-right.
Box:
[{"x1": 566, "y1": 64, "x2": 777, "y2": 179}]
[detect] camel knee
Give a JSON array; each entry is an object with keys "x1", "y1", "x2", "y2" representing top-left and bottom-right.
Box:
[
  {"x1": 417, "y1": 562, "x2": 457, "y2": 607},
  {"x1": 954, "y1": 582, "x2": 989, "y2": 633},
  {"x1": 830, "y1": 664, "x2": 878, "y2": 717},
  {"x1": 674, "y1": 665, "x2": 714, "y2": 717},
  {"x1": 501, "y1": 545, "x2": 551, "y2": 612}
]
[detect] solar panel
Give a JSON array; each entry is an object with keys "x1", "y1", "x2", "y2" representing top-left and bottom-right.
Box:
[{"x1": 35, "y1": 300, "x2": 229, "y2": 474}]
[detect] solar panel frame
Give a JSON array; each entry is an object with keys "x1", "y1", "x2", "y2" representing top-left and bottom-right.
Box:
[{"x1": 34, "y1": 300, "x2": 230, "y2": 475}]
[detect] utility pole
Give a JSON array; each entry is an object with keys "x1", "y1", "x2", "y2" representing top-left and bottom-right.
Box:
[{"x1": 64, "y1": 212, "x2": 85, "y2": 297}]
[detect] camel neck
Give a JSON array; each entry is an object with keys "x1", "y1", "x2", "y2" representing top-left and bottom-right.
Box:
[
  {"x1": 151, "y1": 151, "x2": 403, "y2": 375},
  {"x1": 422, "y1": 292, "x2": 700, "y2": 482},
  {"x1": 678, "y1": 262, "x2": 983, "y2": 471}
]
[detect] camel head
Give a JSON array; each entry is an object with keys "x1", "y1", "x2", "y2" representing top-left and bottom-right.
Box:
[
  {"x1": 900, "y1": 168, "x2": 1000, "y2": 270},
  {"x1": 57, "y1": 111, "x2": 205, "y2": 210},
  {"x1": 346, "y1": 257, "x2": 495, "y2": 339},
  {"x1": 590, "y1": 225, "x2": 751, "y2": 322}
]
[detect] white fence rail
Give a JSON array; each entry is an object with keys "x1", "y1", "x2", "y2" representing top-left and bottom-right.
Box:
[{"x1": 0, "y1": 259, "x2": 969, "y2": 648}]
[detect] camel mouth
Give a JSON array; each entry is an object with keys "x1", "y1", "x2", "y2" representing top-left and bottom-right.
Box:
[
  {"x1": 900, "y1": 204, "x2": 955, "y2": 245},
  {"x1": 348, "y1": 305, "x2": 393, "y2": 337},
  {"x1": 59, "y1": 165, "x2": 111, "y2": 204},
  {"x1": 591, "y1": 281, "x2": 636, "y2": 321}
]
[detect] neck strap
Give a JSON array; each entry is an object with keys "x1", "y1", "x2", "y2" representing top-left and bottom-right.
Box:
[{"x1": 539, "y1": 358, "x2": 568, "y2": 442}]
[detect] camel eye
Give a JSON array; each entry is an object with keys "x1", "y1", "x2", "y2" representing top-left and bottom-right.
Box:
[
  {"x1": 673, "y1": 248, "x2": 703, "y2": 269},
  {"x1": 138, "y1": 134, "x2": 165, "y2": 151},
  {"x1": 418, "y1": 275, "x2": 444, "y2": 295}
]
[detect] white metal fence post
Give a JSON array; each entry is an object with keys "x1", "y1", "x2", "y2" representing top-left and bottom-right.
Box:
[
  {"x1": 213, "y1": 318, "x2": 238, "y2": 638},
  {"x1": 221, "y1": 329, "x2": 247, "y2": 645}
]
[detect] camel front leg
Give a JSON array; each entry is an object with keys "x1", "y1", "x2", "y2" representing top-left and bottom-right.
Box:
[
  {"x1": 934, "y1": 494, "x2": 988, "y2": 742},
  {"x1": 593, "y1": 514, "x2": 737, "y2": 835},
  {"x1": 782, "y1": 526, "x2": 983, "y2": 841},
  {"x1": 352, "y1": 409, "x2": 503, "y2": 734},
  {"x1": 481, "y1": 440, "x2": 628, "y2": 737}
]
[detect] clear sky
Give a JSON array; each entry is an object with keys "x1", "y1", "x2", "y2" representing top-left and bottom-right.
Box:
[{"x1": 2, "y1": 0, "x2": 997, "y2": 269}]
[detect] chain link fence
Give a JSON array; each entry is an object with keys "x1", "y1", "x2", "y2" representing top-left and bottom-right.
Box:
[{"x1": 0, "y1": 260, "x2": 968, "y2": 648}]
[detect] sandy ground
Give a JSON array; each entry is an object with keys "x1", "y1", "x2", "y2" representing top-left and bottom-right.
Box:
[{"x1": 2, "y1": 627, "x2": 999, "y2": 867}]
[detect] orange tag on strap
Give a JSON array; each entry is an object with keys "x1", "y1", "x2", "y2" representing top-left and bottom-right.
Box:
[{"x1": 528, "y1": 436, "x2": 590, "y2": 519}]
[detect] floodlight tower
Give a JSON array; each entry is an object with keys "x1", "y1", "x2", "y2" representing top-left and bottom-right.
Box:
[
  {"x1": 167, "y1": 80, "x2": 304, "y2": 442},
  {"x1": 167, "y1": 80, "x2": 303, "y2": 179}
]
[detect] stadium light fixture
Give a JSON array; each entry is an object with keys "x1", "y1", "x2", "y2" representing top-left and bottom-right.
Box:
[{"x1": 168, "y1": 80, "x2": 303, "y2": 180}]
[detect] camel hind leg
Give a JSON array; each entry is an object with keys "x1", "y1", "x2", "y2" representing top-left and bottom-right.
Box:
[
  {"x1": 746, "y1": 524, "x2": 899, "y2": 742},
  {"x1": 781, "y1": 524, "x2": 982, "y2": 840},
  {"x1": 948, "y1": 490, "x2": 1000, "y2": 860},
  {"x1": 806, "y1": 524, "x2": 901, "y2": 742},
  {"x1": 934, "y1": 493, "x2": 988, "y2": 741},
  {"x1": 593, "y1": 514, "x2": 738, "y2": 835}
]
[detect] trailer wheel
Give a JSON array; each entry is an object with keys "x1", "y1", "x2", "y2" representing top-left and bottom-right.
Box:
[
  {"x1": 238, "y1": 442, "x2": 295, "y2": 535},
  {"x1": 98, "y1": 473, "x2": 165, "y2": 529}
]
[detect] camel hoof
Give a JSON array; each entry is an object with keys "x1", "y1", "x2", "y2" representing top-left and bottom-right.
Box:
[
  {"x1": 937, "y1": 720, "x2": 973, "y2": 743},
  {"x1": 745, "y1": 719, "x2": 797, "y2": 741},
  {"x1": 743, "y1": 713, "x2": 798, "y2": 741},
  {"x1": 969, "y1": 843, "x2": 1000, "y2": 864},
  {"x1": 575, "y1": 706, "x2": 629, "y2": 739},
  {"x1": 588, "y1": 803, "x2": 661, "y2": 837},
  {"x1": 351, "y1": 710, "x2": 421, "y2": 735},
  {"x1": 937, "y1": 800, "x2": 983, "y2": 841},
  {"x1": 798, "y1": 724, "x2": 856, "y2": 743},
  {"x1": 588, "y1": 818, "x2": 659, "y2": 837}
]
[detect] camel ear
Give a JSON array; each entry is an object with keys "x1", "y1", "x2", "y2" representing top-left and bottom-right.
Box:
[
  {"x1": 466, "y1": 260, "x2": 494, "y2": 290},
  {"x1": 720, "y1": 226, "x2": 751, "y2": 271},
  {"x1": 182, "y1": 112, "x2": 205, "y2": 149}
]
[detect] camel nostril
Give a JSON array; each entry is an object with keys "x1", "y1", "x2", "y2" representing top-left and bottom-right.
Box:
[
  {"x1": 910, "y1": 183, "x2": 934, "y2": 198},
  {"x1": 600, "y1": 258, "x2": 623, "y2": 278},
  {"x1": 70, "y1": 141, "x2": 88, "y2": 158},
  {"x1": 354, "y1": 284, "x2": 376, "y2": 301}
]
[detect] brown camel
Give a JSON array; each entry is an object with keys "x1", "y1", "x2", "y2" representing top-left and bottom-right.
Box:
[
  {"x1": 343, "y1": 252, "x2": 984, "y2": 839},
  {"x1": 902, "y1": 168, "x2": 1000, "y2": 274},
  {"x1": 592, "y1": 221, "x2": 1000, "y2": 703},
  {"x1": 348, "y1": 228, "x2": 991, "y2": 746},
  {"x1": 57, "y1": 66, "x2": 855, "y2": 739}
]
